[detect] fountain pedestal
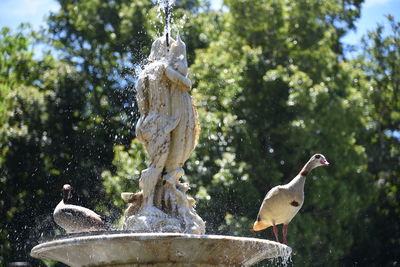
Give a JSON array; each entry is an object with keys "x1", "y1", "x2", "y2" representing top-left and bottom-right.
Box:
[{"x1": 30, "y1": 232, "x2": 291, "y2": 266}]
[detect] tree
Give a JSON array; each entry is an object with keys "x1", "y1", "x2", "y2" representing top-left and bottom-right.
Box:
[
  {"x1": 346, "y1": 16, "x2": 400, "y2": 265},
  {"x1": 187, "y1": 0, "x2": 374, "y2": 265},
  {"x1": 0, "y1": 25, "x2": 87, "y2": 264}
]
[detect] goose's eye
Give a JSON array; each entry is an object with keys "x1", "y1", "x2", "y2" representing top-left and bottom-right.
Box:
[{"x1": 315, "y1": 155, "x2": 321, "y2": 159}]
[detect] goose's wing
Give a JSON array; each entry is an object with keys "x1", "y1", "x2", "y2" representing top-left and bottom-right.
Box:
[
  {"x1": 55, "y1": 205, "x2": 107, "y2": 232},
  {"x1": 264, "y1": 186, "x2": 283, "y2": 201},
  {"x1": 256, "y1": 186, "x2": 283, "y2": 217},
  {"x1": 256, "y1": 185, "x2": 291, "y2": 219}
]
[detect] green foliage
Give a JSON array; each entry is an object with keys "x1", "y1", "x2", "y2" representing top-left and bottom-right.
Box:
[
  {"x1": 0, "y1": 26, "x2": 57, "y2": 263},
  {"x1": 101, "y1": 139, "x2": 146, "y2": 215},
  {"x1": 345, "y1": 16, "x2": 400, "y2": 266},
  {"x1": 188, "y1": 1, "x2": 375, "y2": 264}
]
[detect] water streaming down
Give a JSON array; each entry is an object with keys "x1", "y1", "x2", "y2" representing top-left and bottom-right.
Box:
[
  {"x1": 29, "y1": 1, "x2": 293, "y2": 265},
  {"x1": 158, "y1": 0, "x2": 174, "y2": 48}
]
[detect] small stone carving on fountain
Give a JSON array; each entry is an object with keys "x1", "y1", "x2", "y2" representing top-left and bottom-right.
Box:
[{"x1": 122, "y1": 34, "x2": 205, "y2": 235}]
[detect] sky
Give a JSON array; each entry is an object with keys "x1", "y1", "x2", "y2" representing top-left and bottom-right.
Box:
[
  {"x1": 0, "y1": 0, "x2": 399, "y2": 46},
  {"x1": 0, "y1": 0, "x2": 59, "y2": 30},
  {"x1": 344, "y1": 0, "x2": 400, "y2": 44}
]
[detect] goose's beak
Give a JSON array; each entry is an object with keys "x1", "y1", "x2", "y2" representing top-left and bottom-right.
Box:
[{"x1": 321, "y1": 159, "x2": 330, "y2": 166}]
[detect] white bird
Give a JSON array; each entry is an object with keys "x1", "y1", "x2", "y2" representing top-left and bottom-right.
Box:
[
  {"x1": 253, "y1": 154, "x2": 329, "y2": 244},
  {"x1": 53, "y1": 184, "x2": 108, "y2": 233}
]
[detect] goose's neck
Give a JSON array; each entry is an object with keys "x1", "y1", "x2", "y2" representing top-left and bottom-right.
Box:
[
  {"x1": 289, "y1": 173, "x2": 306, "y2": 188},
  {"x1": 63, "y1": 191, "x2": 72, "y2": 204},
  {"x1": 299, "y1": 160, "x2": 315, "y2": 177}
]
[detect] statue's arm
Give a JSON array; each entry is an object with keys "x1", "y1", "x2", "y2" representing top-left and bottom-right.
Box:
[
  {"x1": 136, "y1": 75, "x2": 149, "y2": 114},
  {"x1": 165, "y1": 66, "x2": 192, "y2": 91}
]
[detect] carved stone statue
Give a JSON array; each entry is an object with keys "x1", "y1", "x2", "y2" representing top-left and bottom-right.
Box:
[{"x1": 122, "y1": 35, "x2": 205, "y2": 234}]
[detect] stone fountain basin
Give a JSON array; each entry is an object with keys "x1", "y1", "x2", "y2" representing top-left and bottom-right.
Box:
[{"x1": 31, "y1": 232, "x2": 291, "y2": 266}]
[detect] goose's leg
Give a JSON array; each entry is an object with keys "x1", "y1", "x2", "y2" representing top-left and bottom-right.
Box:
[
  {"x1": 272, "y1": 224, "x2": 280, "y2": 243},
  {"x1": 283, "y1": 224, "x2": 288, "y2": 245}
]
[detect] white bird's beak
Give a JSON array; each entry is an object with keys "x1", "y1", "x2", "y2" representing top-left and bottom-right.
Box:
[{"x1": 321, "y1": 159, "x2": 330, "y2": 166}]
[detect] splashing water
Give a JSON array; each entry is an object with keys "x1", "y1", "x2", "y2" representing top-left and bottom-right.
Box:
[
  {"x1": 280, "y1": 246, "x2": 293, "y2": 266},
  {"x1": 269, "y1": 244, "x2": 292, "y2": 266},
  {"x1": 157, "y1": 0, "x2": 175, "y2": 48}
]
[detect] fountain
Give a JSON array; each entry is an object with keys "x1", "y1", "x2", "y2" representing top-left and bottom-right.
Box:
[{"x1": 30, "y1": 2, "x2": 291, "y2": 266}]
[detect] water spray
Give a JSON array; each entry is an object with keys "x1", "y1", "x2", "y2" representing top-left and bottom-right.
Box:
[{"x1": 165, "y1": 0, "x2": 170, "y2": 48}]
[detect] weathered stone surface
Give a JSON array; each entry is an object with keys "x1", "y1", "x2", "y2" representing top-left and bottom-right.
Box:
[
  {"x1": 124, "y1": 35, "x2": 204, "y2": 234},
  {"x1": 30, "y1": 233, "x2": 292, "y2": 266}
]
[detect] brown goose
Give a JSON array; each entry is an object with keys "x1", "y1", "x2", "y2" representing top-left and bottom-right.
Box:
[
  {"x1": 253, "y1": 154, "x2": 329, "y2": 244},
  {"x1": 53, "y1": 184, "x2": 108, "y2": 233}
]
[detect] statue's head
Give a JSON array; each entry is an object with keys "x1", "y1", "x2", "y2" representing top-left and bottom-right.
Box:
[
  {"x1": 169, "y1": 34, "x2": 188, "y2": 76},
  {"x1": 148, "y1": 34, "x2": 188, "y2": 76},
  {"x1": 148, "y1": 36, "x2": 172, "y2": 62}
]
